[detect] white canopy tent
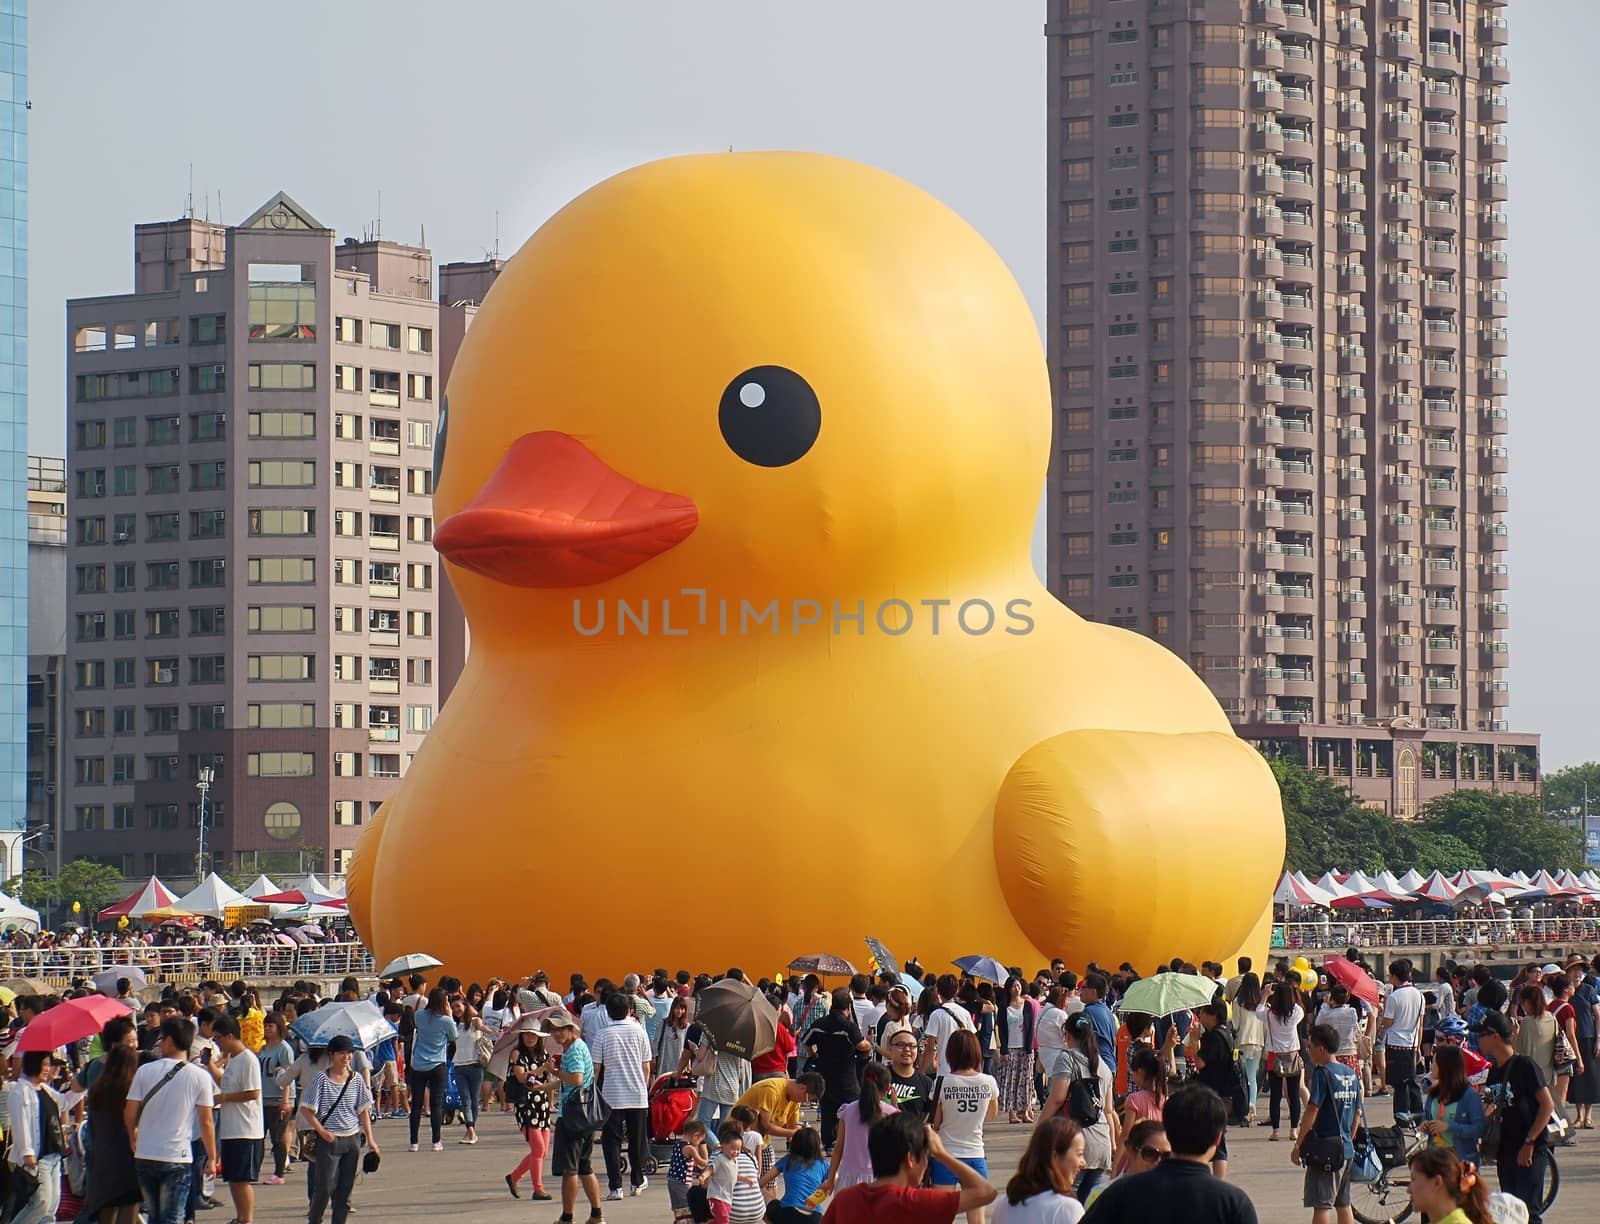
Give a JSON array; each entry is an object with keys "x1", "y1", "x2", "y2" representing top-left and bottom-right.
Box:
[
  {"x1": 173, "y1": 873, "x2": 253, "y2": 919},
  {"x1": 242, "y1": 874, "x2": 282, "y2": 900},
  {"x1": 1314, "y1": 870, "x2": 1355, "y2": 898},
  {"x1": 0, "y1": 892, "x2": 40, "y2": 932},
  {"x1": 279, "y1": 873, "x2": 342, "y2": 905},
  {"x1": 1398, "y1": 868, "x2": 1427, "y2": 891}
]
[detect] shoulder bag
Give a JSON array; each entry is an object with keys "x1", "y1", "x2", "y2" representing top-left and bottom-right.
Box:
[
  {"x1": 297, "y1": 1073, "x2": 356, "y2": 1163},
  {"x1": 688, "y1": 1032, "x2": 718, "y2": 1079},
  {"x1": 1299, "y1": 1068, "x2": 1349, "y2": 1172},
  {"x1": 562, "y1": 1077, "x2": 611, "y2": 1132}
]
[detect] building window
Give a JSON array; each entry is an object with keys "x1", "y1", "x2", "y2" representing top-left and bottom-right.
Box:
[
  {"x1": 189, "y1": 558, "x2": 226, "y2": 588},
  {"x1": 248, "y1": 752, "x2": 314, "y2": 778},
  {"x1": 334, "y1": 800, "x2": 360, "y2": 826},
  {"x1": 248, "y1": 460, "x2": 316, "y2": 488},
  {"x1": 369, "y1": 321, "x2": 401, "y2": 350},
  {"x1": 113, "y1": 609, "x2": 135, "y2": 640},
  {"x1": 264, "y1": 801, "x2": 303, "y2": 841},
  {"x1": 190, "y1": 314, "x2": 226, "y2": 345},
  {"x1": 247, "y1": 556, "x2": 315, "y2": 585},
  {"x1": 75, "y1": 611, "x2": 106, "y2": 642},
  {"x1": 189, "y1": 656, "x2": 226, "y2": 684},
  {"x1": 73, "y1": 661, "x2": 105, "y2": 690},
  {"x1": 113, "y1": 658, "x2": 137, "y2": 688},
  {"x1": 75, "y1": 707, "x2": 106, "y2": 736},
  {"x1": 407, "y1": 658, "x2": 433, "y2": 686},
  {"x1": 145, "y1": 609, "x2": 179, "y2": 638},
  {"x1": 191, "y1": 462, "x2": 226, "y2": 490},
  {"x1": 406, "y1": 325, "x2": 432, "y2": 354},
  {"x1": 247, "y1": 654, "x2": 316, "y2": 682},
  {"x1": 248, "y1": 409, "x2": 316, "y2": 439},
  {"x1": 145, "y1": 465, "x2": 179, "y2": 494},
  {"x1": 146, "y1": 561, "x2": 180, "y2": 591},
  {"x1": 113, "y1": 417, "x2": 136, "y2": 447},
  {"x1": 248, "y1": 508, "x2": 315, "y2": 536},
  {"x1": 75, "y1": 419, "x2": 107, "y2": 449},
  {"x1": 112, "y1": 706, "x2": 135, "y2": 734},
  {"x1": 333, "y1": 752, "x2": 362, "y2": 778},
  {"x1": 407, "y1": 704, "x2": 433, "y2": 733},
  {"x1": 248, "y1": 605, "x2": 316, "y2": 633},
  {"x1": 247, "y1": 268, "x2": 316, "y2": 341},
  {"x1": 191, "y1": 703, "x2": 226, "y2": 730},
  {"x1": 147, "y1": 658, "x2": 179, "y2": 686},
  {"x1": 190, "y1": 364, "x2": 226, "y2": 394},
  {"x1": 247, "y1": 362, "x2": 317, "y2": 391},
  {"x1": 335, "y1": 316, "x2": 363, "y2": 344},
  {"x1": 406, "y1": 373, "x2": 433, "y2": 401},
  {"x1": 249, "y1": 702, "x2": 315, "y2": 728}
]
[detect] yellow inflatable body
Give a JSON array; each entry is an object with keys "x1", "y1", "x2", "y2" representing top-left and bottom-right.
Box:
[{"x1": 348, "y1": 152, "x2": 1284, "y2": 984}]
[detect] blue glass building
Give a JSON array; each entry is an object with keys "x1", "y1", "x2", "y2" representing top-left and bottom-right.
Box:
[{"x1": 0, "y1": 0, "x2": 24, "y2": 864}]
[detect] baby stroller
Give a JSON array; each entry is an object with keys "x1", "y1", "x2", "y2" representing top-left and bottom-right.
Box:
[{"x1": 647, "y1": 1073, "x2": 700, "y2": 1174}]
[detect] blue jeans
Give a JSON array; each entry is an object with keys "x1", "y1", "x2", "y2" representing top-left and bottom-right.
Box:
[
  {"x1": 1238, "y1": 1047, "x2": 1263, "y2": 1116},
  {"x1": 185, "y1": 1138, "x2": 207, "y2": 1219},
  {"x1": 12, "y1": 1152, "x2": 62, "y2": 1224},
  {"x1": 136, "y1": 1158, "x2": 193, "y2": 1224},
  {"x1": 455, "y1": 1062, "x2": 484, "y2": 1128}
]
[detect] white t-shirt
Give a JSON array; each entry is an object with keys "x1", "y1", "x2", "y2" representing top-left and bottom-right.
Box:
[
  {"x1": 129, "y1": 1058, "x2": 216, "y2": 1164},
  {"x1": 1383, "y1": 983, "x2": 1424, "y2": 1048},
  {"x1": 923, "y1": 1004, "x2": 976, "y2": 1076},
  {"x1": 219, "y1": 1047, "x2": 264, "y2": 1140},
  {"x1": 933, "y1": 1071, "x2": 998, "y2": 1158},
  {"x1": 994, "y1": 1189, "x2": 1086, "y2": 1224},
  {"x1": 851, "y1": 998, "x2": 883, "y2": 1036},
  {"x1": 1258, "y1": 1004, "x2": 1305, "y2": 1054},
  {"x1": 1036, "y1": 1006, "x2": 1068, "y2": 1060},
  {"x1": 595, "y1": 1019, "x2": 653, "y2": 1109}
]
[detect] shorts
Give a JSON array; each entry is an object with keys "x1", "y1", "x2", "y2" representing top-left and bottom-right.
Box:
[
  {"x1": 669, "y1": 1179, "x2": 691, "y2": 1212},
  {"x1": 220, "y1": 1137, "x2": 263, "y2": 1185},
  {"x1": 931, "y1": 1155, "x2": 988, "y2": 1185},
  {"x1": 1212, "y1": 1129, "x2": 1228, "y2": 1162},
  {"x1": 709, "y1": 1199, "x2": 732, "y2": 1224},
  {"x1": 552, "y1": 1118, "x2": 595, "y2": 1177},
  {"x1": 377, "y1": 1061, "x2": 399, "y2": 1090},
  {"x1": 1303, "y1": 1160, "x2": 1352, "y2": 1209}
]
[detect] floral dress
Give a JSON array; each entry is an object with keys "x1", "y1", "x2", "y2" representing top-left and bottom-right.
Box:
[{"x1": 509, "y1": 1050, "x2": 553, "y2": 1132}]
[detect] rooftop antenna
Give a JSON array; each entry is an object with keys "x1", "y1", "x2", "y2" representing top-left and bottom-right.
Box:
[
  {"x1": 494, "y1": 210, "x2": 501, "y2": 260},
  {"x1": 186, "y1": 163, "x2": 194, "y2": 219},
  {"x1": 376, "y1": 189, "x2": 382, "y2": 241}
]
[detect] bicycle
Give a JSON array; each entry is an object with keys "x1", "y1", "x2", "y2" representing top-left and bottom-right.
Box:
[{"x1": 1350, "y1": 1113, "x2": 1560, "y2": 1224}]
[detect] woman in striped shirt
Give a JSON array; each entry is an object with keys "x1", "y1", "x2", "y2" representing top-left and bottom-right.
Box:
[{"x1": 301, "y1": 1035, "x2": 379, "y2": 1224}]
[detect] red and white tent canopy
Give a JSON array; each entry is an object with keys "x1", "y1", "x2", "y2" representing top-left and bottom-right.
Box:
[
  {"x1": 1414, "y1": 870, "x2": 1459, "y2": 903},
  {"x1": 98, "y1": 877, "x2": 181, "y2": 922},
  {"x1": 1275, "y1": 871, "x2": 1336, "y2": 908}
]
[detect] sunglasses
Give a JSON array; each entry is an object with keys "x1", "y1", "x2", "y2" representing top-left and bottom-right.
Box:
[{"x1": 1138, "y1": 1146, "x2": 1171, "y2": 1163}]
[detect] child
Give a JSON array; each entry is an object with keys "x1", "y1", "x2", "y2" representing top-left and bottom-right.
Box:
[
  {"x1": 760, "y1": 1126, "x2": 826, "y2": 1224},
  {"x1": 700, "y1": 1122, "x2": 751, "y2": 1224},
  {"x1": 672, "y1": 1119, "x2": 710, "y2": 1224},
  {"x1": 382, "y1": 1003, "x2": 411, "y2": 1118},
  {"x1": 726, "y1": 1113, "x2": 767, "y2": 1224},
  {"x1": 729, "y1": 1105, "x2": 767, "y2": 1185}
]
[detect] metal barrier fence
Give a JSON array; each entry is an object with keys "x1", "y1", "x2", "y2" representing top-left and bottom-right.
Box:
[
  {"x1": 0, "y1": 942, "x2": 375, "y2": 984},
  {"x1": 1275, "y1": 917, "x2": 1600, "y2": 952}
]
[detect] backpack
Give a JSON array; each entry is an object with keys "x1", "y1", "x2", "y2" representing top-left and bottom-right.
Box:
[{"x1": 1062, "y1": 1052, "x2": 1102, "y2": 1127}]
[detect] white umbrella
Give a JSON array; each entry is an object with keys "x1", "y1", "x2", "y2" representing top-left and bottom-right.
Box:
[
  {"x1": 92, "y1": 965, "x2": 149, "y2": 996},
  {"x1": 378, "y1": 952, "x2": 444, "y2": 978}
]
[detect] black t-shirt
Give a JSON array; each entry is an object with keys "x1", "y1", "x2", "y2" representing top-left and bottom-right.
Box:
[
  {"x1": 1486, "y1": 1053, "x2": 1548, "y2": 1151},
  {"x1": 1196, "y1": 1023, "x2": 1236, "y2": 1097},
  {"x1": 1082, "y1": 1158, "x2": 1257, "y2": 1224},
  {"x1": 889, "y1": 1071, "x2": 935, "y2": 1121},
  {"x1": 806, "y1": 1013, "x2": 865, "y2": 1096}
]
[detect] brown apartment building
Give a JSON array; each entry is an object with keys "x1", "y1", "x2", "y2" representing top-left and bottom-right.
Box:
[
  {"x1": 1044, "y1": 0, "x2": 1536, "y2": 815},
  {"x1": 63, "y1": 194, "x2": 441, "y2": 882}
]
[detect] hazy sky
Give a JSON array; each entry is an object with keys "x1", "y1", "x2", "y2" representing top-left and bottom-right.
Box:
[{"x1": 30, "y1": 4, "x2": 1594, "y2": 768}]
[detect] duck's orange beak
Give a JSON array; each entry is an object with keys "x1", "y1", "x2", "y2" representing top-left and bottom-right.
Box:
[{"x1": 434, "y1": 431, "x2": 698, "y2": 588}]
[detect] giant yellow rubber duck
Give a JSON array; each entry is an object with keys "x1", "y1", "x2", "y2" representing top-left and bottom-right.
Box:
[{"x1": 348, "y1": 152, "x2": 1284, "y2": 983}]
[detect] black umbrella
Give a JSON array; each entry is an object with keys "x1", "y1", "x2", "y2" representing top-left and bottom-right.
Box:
[
  {"x1": 864, "y1": 937, "x2": 901, "y2": 978},
  {"x1": 788, "y1": 954, "x2": 858, "y2": 977},
  {"x1": 693, "y1": 979, "x2": 778, "y2": 1061}
]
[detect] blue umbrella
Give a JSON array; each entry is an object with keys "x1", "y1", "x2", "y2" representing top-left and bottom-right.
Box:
[
  {"x1": 289, "y1": 1001, "x2": 398, "y2": 1051},
  {"x1": 897, "y1": 973, "x2": 927, "y2": 998},
  {"x1": 952, "y1": 955, "x2": 1011, "y2": 985}
]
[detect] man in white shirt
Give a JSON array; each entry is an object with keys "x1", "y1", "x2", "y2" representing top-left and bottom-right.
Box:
[
  {"x1": 1382, "y1": 958, "x2": 1426, "y2": 1117},
  {"x1": 595, "y1": 992, "x2": 654, "y2": 1201},
  {"x1": 920, "y1": 975, "x2": 976, "y2": 1076},
  {"x1": 849, "y1": 975, "x2": 882, "y2": 1037},
  {"x1": 126, "y1": 1018, "x2": 219, "y2": 1224},
  {"x1": 213, "y1": 1014, "x2": 263, "y2": 1224}
]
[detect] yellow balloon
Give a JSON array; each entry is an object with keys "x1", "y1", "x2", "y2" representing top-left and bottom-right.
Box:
[
  {"x1": 117, "y1": 916, "x2": 129, "y2": 930},
  {"x1": 346, "y1": 152, "x2": 1285, "y2": 982},
  {"x1": 1300, "y1": 968, "x2": 1319, "y2": 992},
  {"x1": 72, "y1": 901, "x2": 81, "y2": 914},
  {"x1": 1293, "y1": 956, "x2": 1311, "y2": 971}
]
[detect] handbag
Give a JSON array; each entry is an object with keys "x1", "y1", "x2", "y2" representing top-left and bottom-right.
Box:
[
  {"x1": 1270, "y1": 1049, "x2": 1304, "y2": 1078},
  {"x1": 1554, "y1": 1024, "x2": 1577, "y2": 1068},
  {"x1": 1349, "y1": 1139, "x2": 1382, "y2": 1184},
  {"x1": 1301, "y1": 1133, "x2": 1347, "y2": 1172},
  {"x1": 299, "y1": 1073, "x2": 356, "y2": 1163},
  {"x1": 562, "y1": 1079, "x2": 611, "y2": 1132},
  {"x1": 475, "y1": 1031, "x2": 496, "y2": 1067},
  {"x1": 688, "y1": 1033, "x2": 718, "y2": 1079}
]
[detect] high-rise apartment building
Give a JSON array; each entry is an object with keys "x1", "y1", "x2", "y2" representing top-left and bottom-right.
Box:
[
  {"x1": 0, "y1": 1, "x2": 29, "y2": 872},
  {"x1": 63, "y1": 193, "x2": 441, "y2": 882},
  {"x1": 25, "y1": 456, "x2": 65, "y2": 879},
  {"x1": 1045, "y1": 0, "x2": 1535, "y2": 815}
]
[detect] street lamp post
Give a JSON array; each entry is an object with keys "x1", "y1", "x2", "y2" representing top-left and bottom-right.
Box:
[{"x1": 196, "y1": 764, "x2": 215, "y2": 882}]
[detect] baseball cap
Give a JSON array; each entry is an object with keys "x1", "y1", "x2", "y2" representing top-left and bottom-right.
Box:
[
  {"x1": 326, "y1": 1034, "x2": 356, "y2": 1054},
  {"x1": 1469, "y1": 1011, "x2": 1513, "y2": 1041}
]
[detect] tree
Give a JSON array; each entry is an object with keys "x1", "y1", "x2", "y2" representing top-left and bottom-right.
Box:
[
  {"x1": 218, "y1": 867, "x2": 258, "y2": 896},
  {"x1": 1417, "y1": 790, "x2": 1585, "y2": 872},
  {"x1": 1274, "y1": 759, "x2": 1399, "y2": 874},
  {"x1": 52, "y1": 860, "x2": 126, "y2": 921},
  {"x1": 2, "y1": 869, "x2": 55, "y2": 911},
  {"x1": 1390, "y1": 828, "x2": 1482, "y2": 875},
  {"x1": 1544, "y1": 762, "x2": 1600, "y2": 828}
]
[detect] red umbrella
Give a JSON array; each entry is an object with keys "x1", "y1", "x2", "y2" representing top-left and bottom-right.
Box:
[
  {"x1": 1323, "y1": 956, "x2": 1381, "y2": 1009},
  {"x1": 17, "y1": 995, "x2": 132, "y2": 1052}
]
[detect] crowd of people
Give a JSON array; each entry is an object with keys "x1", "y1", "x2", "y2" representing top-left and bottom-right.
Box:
[{"x1": 0, "y1": 948, "x2": 1592, "y2": 1224}]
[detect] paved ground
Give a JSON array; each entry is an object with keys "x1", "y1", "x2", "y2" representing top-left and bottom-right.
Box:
[{"x1": 248, "y1": 1095, "x2": 1599, "y2": 1222}]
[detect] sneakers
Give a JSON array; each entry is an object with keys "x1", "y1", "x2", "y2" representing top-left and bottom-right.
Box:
[
  {"x1": 407, "y1": 1143, "x2": 419, "y2": 1153},
  {"x1": 432, "y1": 1141, "x2": 445, "y2": 1151},
  {"x1": 264, "y1": 1174, "x2": 286, "y2": 1185},
  {"x1": 629, "y1": 1179, "x2": 649, "y2": 1197},
  {"x1": 602, "y1": 1189, "x2": 625, "y2": 1202}
]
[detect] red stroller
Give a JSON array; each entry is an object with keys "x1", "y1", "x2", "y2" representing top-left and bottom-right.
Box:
[{"x1": 647, "y1": 1073, "x2": 700, "y2": 1174}]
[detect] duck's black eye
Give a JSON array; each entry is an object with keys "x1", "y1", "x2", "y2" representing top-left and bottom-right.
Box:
[
  {"x1": 433, "y1": 393, "x2": 449, "y2": 488},
  {"x1": 719, "y1": 366, "x2": 820, "y2": 467}
]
